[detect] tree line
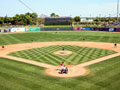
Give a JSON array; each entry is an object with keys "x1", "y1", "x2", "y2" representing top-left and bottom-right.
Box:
[
  {"x1": 0, "y1": 12, "x2": 118, "y2": 26},
  {"x1": 0, "y1": 12, "x2": 38, "y2": 26}
]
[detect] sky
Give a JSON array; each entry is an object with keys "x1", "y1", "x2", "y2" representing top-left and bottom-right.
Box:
[{"x1": 0, "y1": 0, "x2": 118, "y2": 17}]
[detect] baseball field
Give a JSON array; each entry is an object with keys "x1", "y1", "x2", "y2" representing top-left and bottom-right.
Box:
[{"x1": 0, "y1": 31, "x2": 120, "y2": 90}]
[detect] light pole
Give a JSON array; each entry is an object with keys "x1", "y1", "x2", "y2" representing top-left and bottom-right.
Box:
[
  {"x1": 109, "y1": 14, "x2": 111, "y2": 17},
  {"x1": 70, "y1": 15, "x2": 72, "y2": 26},
  {"x1": 99, "y1": 14, "x2": 101, "y2": 17},
  {"x1": 117, "y1": 0, "x2": 119, "y2": 23}
]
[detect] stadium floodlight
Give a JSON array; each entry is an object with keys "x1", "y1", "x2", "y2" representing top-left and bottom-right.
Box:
[{"x1": 116, "y1": 0, "x2": 119, "y2": 23}]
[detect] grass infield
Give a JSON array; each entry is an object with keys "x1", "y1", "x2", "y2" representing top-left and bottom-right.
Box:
[{"x1": 8, "y1": 45, "x2": 116, "y2": 65}]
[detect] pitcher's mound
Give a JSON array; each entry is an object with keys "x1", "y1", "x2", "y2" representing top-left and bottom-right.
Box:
[
  {"x1": 53, "y1": 51, "x2": 73, "y2": 55},
  {"x1": 45, "y1": 65, "x2": 89, "y2": 78}
]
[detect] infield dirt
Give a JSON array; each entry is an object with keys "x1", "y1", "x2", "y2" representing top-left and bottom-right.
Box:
[{"x1": 0, "y1": 41, "x2": 120, "y2": 77}]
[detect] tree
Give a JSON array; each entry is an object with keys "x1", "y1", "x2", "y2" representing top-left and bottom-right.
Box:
[
  {"x1": 25, "y1": 15, "x2": 32, "y2": 25},
  {"x1": 4, "y1": 16, "x2": 11, "y2": 24},
  {"x1": 31, "y1": 12, "x2": 38, "y2": 25},
  {"x1": 0, "y1": 17, "x2": 4, "y2": 25},
  {"x1": 94, "y1": 17, "x2": 99, "y2": 22},
  {"x1": 74, "y1": 16, "x2": 81, "y2": 22},
  {"x1": 56, "y1": 15, "x2": 59, "y2": 17},
  {"x1": 71, "y1": 17, "x2": 74, "y2": 22},
  {"x1": 11, "y1": 12, "x2": 38, "y2": 25},
  {"x1": 31, "y1": 13, "x2": 38, "y2": 19},
  {"x1": 13, "y1": 14, "x2": 20, "y2": 25},
  {"x1": 38, "y1": 17, "x2": 45, "y2": 24},
  {"x1": 50, "y1": 13, "x2": 59, "y2": 17},
  {"x1": 25, "y1": 12, "x2": 38, "y2": 25},
  {"x1": 50, "y1": 13, "x2": 56, "y2": 17}
]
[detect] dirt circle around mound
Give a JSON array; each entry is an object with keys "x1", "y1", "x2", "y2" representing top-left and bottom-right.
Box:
[
  {"x1": 45, "y1": 65, "x2": 89, "y2": 78},
  {"x1": 53, "y1": 51, "x2": 73, "y2": 55}
]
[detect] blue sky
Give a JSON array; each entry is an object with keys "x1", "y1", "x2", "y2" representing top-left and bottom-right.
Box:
[{"x1": 0, "y1": 0, "x2": 118, "y2": 17}]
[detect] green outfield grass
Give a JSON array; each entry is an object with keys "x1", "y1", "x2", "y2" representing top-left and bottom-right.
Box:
[
  {"x1": 8, "y1": 45, "x2": 116, "y2": 65},
  {"x1": 0, "y1": 56, "x2": 120, "y2": 90},
  {"x1": 0, "y1": 31, "x2": 120, "y2": 45}
]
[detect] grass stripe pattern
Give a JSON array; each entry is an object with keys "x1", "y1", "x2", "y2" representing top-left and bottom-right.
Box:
[
  {"x1": 0, "y1": 56, "x2": 120, "y2": 90},
  {"x1": 0, "y1": 31, "x2": 120, "y2": 45},
  {"x1": 8, "y1": 45, "x2": 116, "y2": 65}
]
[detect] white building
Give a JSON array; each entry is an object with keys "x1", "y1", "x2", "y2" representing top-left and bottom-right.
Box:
[{"x1": 81, "y1": 17, "x2": 94, "y2": 22}]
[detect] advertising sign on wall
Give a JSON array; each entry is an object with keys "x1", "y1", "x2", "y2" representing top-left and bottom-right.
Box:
[
  {"x1": 73, "y1": 27, "x2": 82, "y2": 30},
  {"x1": 28, "y1": 27, "x2": 40, "y2": 31},
  {"x1": 10, "y1": 28, "x2": 26, "y2": 32},
  {"x1": 93, "y1": 28, "x2": 109, "y2": 31},
  {"x1": 82, "y1": 27, "x2": 92, "y2": 30},
  {"x1": 115, "y1": 28, "x2": 120, "y2": 32},
  {"x1": 109, "y1": 28, "x2": 115, "y2": 32}
]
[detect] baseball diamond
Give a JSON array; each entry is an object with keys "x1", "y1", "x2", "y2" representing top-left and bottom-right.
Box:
[
  {"x1": 1, "y1": 0, "x2": 120, "y2": 89},
  {"x1": 0, "y1": 31, "x2": 120, "y2": 90}
]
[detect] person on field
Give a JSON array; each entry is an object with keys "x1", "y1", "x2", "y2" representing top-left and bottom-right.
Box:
[
  {"x1": 61, "y1": 47, "x2": 66, "y2": 54},
  {"x1": 2, "y1": 45, "x2": 4, "y2": 49},
  {"x1": 31, "y1": 40, "x2": 34, "y2": 43},
  {"x1": 60, "y1": 62, "x2": 64, "y2": 66},
  {"x1": 60, "y1": 65, "x2": 68, "y2": 74},
  {"x1": 62, "y1": 47, "x2": 65, "y2": 51},
  {"x1": 56, "y1": 62, "x2": 64, "y2": 71},
  {"x1": 83, "y1": 38, "x2": 85, "y2": 41},
  {"x1": 114, "y1": 43, "x2": 117, "y2": 48}
]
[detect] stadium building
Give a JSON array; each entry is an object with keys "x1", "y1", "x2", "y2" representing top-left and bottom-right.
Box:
[
  {"x1": 45, "y1": 17, "x2": 71, "y2": 25},
  {"x1": 81, "y1": 17, "x2": 94, "y2": 22}
]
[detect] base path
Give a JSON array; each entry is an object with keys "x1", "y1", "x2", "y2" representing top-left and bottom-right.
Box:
[
  {"x1": 1, "y1": 55, "x2": 55, "y2": 68},
  {"x1": 0, "y1": 41, "x2": 120, "y2": 78}
]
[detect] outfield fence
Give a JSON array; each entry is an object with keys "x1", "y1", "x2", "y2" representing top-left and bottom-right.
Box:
[
  {"x1": 1, "y1": 26, "x2": 120, "y2": 33},
  {"x1": 73, "y1": 27, "x2": 120, "y2": 32},
  {"x1": 40, "y1": 27, "x2": 73, "y2": 31},
  {"x1": 27, "y1": 27, "x2": 41, "y2": 32}
]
